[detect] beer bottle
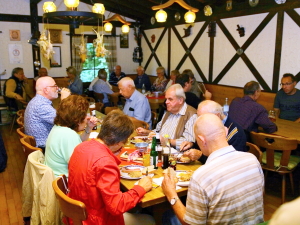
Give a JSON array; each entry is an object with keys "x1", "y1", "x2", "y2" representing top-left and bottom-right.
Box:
[{"x1": 150, "y1": 136, "x2": 158, "y2": 169}]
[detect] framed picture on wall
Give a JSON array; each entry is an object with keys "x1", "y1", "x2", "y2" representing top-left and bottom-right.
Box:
[
  {"x1": 50, "y1": 46, "x2": 61, "y2": 67},
  {"x1": 49, "y1": 29, "x2": 62, "y2": 43},
  {"x1": 9, "y1": 30, "x2": 20, "y2": 41},
  {"x1": 120, "y1": 34, "x2": 128, "y2": 48}
]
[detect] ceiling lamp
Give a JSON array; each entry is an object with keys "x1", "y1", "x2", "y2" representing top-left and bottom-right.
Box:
[
  {"x1": 152, "y1": 0, "x2": 198, "y2": 23},
  {"x1": 104, "y1": 22, "x2": 113, "y2": 32},
  {"x1": 43, "y1": 1, "x2": 105, "y2": 29},
  {"x1": 155, "y1": 9, "x2": 167, "y2": 23},
  {"x1": 104, "y1": 14, "x2": 131, "y2": 33},
  {"x1": 184, "y1": 11, "x2": 195, "y2": 23},
  {"x1": 121, "y1": 24, "x2": 130, "y2": 34}
]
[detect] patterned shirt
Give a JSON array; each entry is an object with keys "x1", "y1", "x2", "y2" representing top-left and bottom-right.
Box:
[
  {"x1": 155, "y1": 103, "x2": 197, "y2": 149},
  {"x1": 184, "y1": 145, "x2": 264, "y2": 225},
  {"x1": 93, "y1": 79, "x2": 114, "y2": 104},
  {"x1": 24, "y1": 94, "x2": 56, "y2": 147},
  {"x1": 152, "y1": 77, "x2": 168, "y2": 92},
  {"x1": 229, "y1": 95, "x2": 277, "y2": 133}
]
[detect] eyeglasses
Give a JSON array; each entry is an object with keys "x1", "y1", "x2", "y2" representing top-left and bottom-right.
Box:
[
  {"x1": 280, "y1": 82, "x2": 293, "y2": 86},
  {"x1": 46, "y1": 84, "x2": 58, "y2": 88}
]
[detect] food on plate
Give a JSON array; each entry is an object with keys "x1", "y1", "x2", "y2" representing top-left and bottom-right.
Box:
[
  {"x1": 163, "y1": 167, "x2": 178, "y2": 183},
  {"x1": 128, "y1": 171, "x2": 142, "y2": 178},
  {"x1": 121, "y1": 167, "x2": 141, "y2": 173},
  {"x1": 141, "y1": 165, "x2": 156, "y2": 175},
  {"x1": 120, "y1": 151, "x2": 143, "y2": 161},
  {"x1": 131, "y1": 136, "x2": 149, "y2": 143},
  {"x1": 179, "y1": 156, "x2": 191, "y2": 163},
  {"x1": 178, "y1": 170, "x2": 194, "y2": 182}
]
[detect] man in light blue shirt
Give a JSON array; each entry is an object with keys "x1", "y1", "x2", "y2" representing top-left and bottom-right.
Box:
[
  {"x1": 118, "y1": 77, "x2": 152, "y2": 128},
  {"x1": 93, "y1": 69, "x2": 114, "y2": 107}
]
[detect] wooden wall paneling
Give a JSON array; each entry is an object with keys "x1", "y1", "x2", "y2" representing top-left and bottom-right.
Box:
[
  {"x1": 272, "y1": 11, "x2": 284, "y2": 92},
  {"x1": 142, "y1": 27, "x2": 168, "y2": 70}
]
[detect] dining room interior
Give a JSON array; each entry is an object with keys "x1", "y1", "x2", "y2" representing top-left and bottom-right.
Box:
[{"x1": 1, "y1": 0, "x2": 300, "y2": 225}]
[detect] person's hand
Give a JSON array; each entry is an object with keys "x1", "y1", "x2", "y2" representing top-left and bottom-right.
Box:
[
  {"x1": 295, "y1": 118, "x2": 300, "y2": 123},
  {"x1": 203, "y1": 90, "x2": 212, "y2": 100},
  {"x1": 138, "y1": 176, "x2": 152, "y2": 192},
  {"x1": 179, "y1": 141, "x2": 193, "y2": 151},
  {"x1": 183, "y1": 149, "x2": 202, "y2": 161},
  {"x1": 86, "y1": 116, "x2": 98, "y2": 130},
  {"x1": 136, "y1": 127, "x2": 151, "y2": 136},
  {"x1": 60, "y1": 88, "x2": 71, "y2": 100},
  {"x1": 162, "y1": 172, "x2": 177, "y2": 201}
]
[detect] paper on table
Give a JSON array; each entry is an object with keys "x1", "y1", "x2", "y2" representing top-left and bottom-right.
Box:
[
  {"x1": 157, "y1": 146, "x2": 177, "y2": 154},
  {"x1": 89, "y1": 132, "x2": 99, "y2": 139},
  {"x1": 135, "y1": 177, "x2": 182, "y2": 190}
]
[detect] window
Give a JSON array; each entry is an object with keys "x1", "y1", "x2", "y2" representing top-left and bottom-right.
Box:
[{"x1": 80, "y1": 43, "x2": 109, "y2": 82}]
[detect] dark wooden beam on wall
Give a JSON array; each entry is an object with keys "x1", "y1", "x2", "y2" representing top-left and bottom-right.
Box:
[
  {"x1": 272, "y1": 11, "x2": 284, "y2": 92},
  {"x1": 30, "y1": 0, "x2": 40, "y2": 77},
  {"x1": 209, "y1": 36, "x2": 214, "y2": 83},
  {"x1": 168, "y1": 27, "x2": 171, "y2": 76}
]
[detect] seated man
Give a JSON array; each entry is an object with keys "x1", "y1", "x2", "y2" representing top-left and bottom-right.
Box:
[
  {"x1": 68, "y1": 111, "x2": 155, "y2": 225},
  {"x1": 118, "y1": 77, "x2": 151, "y2": 127},
  {"x1": 229, "y1": 81, "x2": 277, "y2": 137},
  {"x1": 137, "y1": 84, "x2": 197, "y2": 149},
  {"x1": 181, "y1": 100, "x2": 247, "y2": 164},
  {"x1": 134, "y1": 66, "x2": 151, "y2": 91},
  {"x1": 33, "y1": 67, "x2": 49, "y2": 93},
  {"x1": 175, "y1": 73, "x2": 211, "y2": 109},
  {"x1": 93, "y1": 69, "x2": 115, "y2": 107},
  {"x1": 89, "y1": 71, "x2": 112, "y2": 92},
  {"x1": 109, "y1": 65, "x2": 126, "y2": 86},
  {"x1": 162, "y1": 113, "x2": 264, "y2": 225},
  {"x1": 182, "y1": 69, "x2": 201, "y2": 98},
  {"x1": 4, "y1": 67, "x2": 33, "y2": 110},
  {"x1": 274, "y1": 73, "x2": 300, "y2": 122},
  {"x1": 24, "y1": 77, "x2": 70, "y2": 149}
]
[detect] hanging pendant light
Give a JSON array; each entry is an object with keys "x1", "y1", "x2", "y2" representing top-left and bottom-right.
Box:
[
  {"x1": 155, "y1": 9, "x2": 167, "y2": 23},
  {"x1": 64, "y1": 0, "x2": 80, "y2": 8},
  {"x1": 104, "y1": 22, "x2": 113, "y2": 32},
  {"x1": 43, "y1": 1, "x2": 57, "y2": 13},
  {"x1": 92, "y1": 3, "x2": 105, "y2": 14},
  {"x1": 184, "y1": 11, "x2": 196, "y2": 23},
  {"x1": 121, "y1": 24, "x2": 130, "y2": 34}
]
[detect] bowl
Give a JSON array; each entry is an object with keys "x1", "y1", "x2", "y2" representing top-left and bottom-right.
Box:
[{"x1": 135, "y1": 142, "x2": 149, "y2": 153}]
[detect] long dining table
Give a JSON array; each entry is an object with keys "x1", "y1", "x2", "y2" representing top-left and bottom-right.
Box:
[{"x1": 273, "y1": 118, "x2": 300, "y2": 143}]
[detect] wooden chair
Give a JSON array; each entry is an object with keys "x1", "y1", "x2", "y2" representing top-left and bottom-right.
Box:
[
  {"x1": 84, "y1": 97, "x2": 95, "y2": 103},
  {"x1": 17, "y1": 109, "x2": 25, "y2": 117},
  {"x1": 151, "y1": 111, "x2": 158, "y2": 129},
  {"x1": 129, "y1": 117, "x2": 149, "y2": 129},
  {"x1": 93, "y1": 92, "x2": 104, "y2": 103},
  {"x1": 20, "y1": 136, "x2": 41, "y2": 159},
  {"x1": 108, "y1": 93, "x2": 119, "y2": 107},
  {"x1": 246, "y1": 142, "x2": 262, "y2": 163},
  {"x1": 104, "y1": 106, "x2": 119, "y2": 115},
  {"x1": 149, "y1": 102, "x2": 160, "y2": 112},
  {"x1": 52, "y1": 175, "x2": 87, "y2": 225},
  {"x1": 95, "y1": 102, "x2": 104, "y2": 113},
  {"x1": 16, "y1": 116, "x2": 24, "y2": 127},
  {"x1": 16, "y1": 127, "x2": 27, "y2": 139},
  {"x1": 250, "y1": 132, "x2": 299, "y2": 203}
]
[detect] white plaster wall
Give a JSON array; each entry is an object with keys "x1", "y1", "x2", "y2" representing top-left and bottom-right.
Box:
[{"x1": 0, "y1": 0, "x2": 30, "y2": 15}]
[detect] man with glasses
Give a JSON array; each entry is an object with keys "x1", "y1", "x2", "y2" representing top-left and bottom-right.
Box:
[
  {"x1": 274, "y1": 73, "x2": 300, "y2": 122},
  {"x1": 24, "y1": 77, "x2": 70, "y2": 151}
]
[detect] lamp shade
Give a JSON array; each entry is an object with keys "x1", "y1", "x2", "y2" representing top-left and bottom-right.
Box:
[
  {"x1": 92, "y1": 3, "x2": 105, "y2": 14},
  {"x1": 43, "y1": 1, "x2": 57, "y2": 13},
  {"x1": 104, "y1": 22, "x2": 113, "y2": 32},
  {"x1": 121, "y1": 24, "x2": 130, "y2": 34},
  {"x1": 184, "y1": 11, "x2": 196, "y2": 23},
  {"x1": 155, "y1": 9, "x2": 167, "y2": 23},
  {"x1": 64, "y1": 0, "x2": 79, "y2": 8}
]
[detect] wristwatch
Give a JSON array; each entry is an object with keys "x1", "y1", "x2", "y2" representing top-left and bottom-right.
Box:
[{"x1": 170, "y1": 197, "x2": 179, "y2": 205}]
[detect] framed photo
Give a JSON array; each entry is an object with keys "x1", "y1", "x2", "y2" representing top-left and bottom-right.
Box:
[
  {"x1": 9, "y1": 30, "x2": 20, "y2": 41},
  {"x1": 50, "y1": 46, "x2": 62, "y2": 67},
  {"x1": 120, "y1": 34, "x2": 128, "y2": 48},
  {"x1": 49, "y1": 29, "x2": 62, "y2": 44}
]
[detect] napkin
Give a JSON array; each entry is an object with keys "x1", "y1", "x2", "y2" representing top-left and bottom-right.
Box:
[
  {"x1": 89, "y1": 132, "x2": 99, "y2": 139},
  {"x1": 135, "y1": 176, "x2": 182, "y2": 190}
]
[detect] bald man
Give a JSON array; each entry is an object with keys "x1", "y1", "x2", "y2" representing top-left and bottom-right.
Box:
[
  {"x1": 134, "y1": 66, "x2": 151, "y2": 91},
  {"x1": 109, "y1": 65, "x2": 126, "y2": 86},
  {"x1": 118, "y1": 77, "x2": 152, "y2": 127},
  {"x1": 24, "y1": 77, "x2": 70, "y2": 150},
  {"x1": 162, "y1": 114, "x2": 264, "y2": 225}
]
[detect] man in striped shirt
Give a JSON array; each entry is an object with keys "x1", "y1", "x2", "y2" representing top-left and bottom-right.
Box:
[{"x1": 162, "y1": 113, "x2": 264, "y2": 225}]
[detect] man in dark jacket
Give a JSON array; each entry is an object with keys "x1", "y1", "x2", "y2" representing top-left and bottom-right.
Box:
[
  {"x1": 180, "y1": 100, "x2": 247, "y2": 164},
  {"x1": 134, "y1": 66, "x2": 151, "y2": 92}
]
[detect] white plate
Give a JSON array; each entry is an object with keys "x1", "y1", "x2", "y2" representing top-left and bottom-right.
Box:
[
  {"x1": 121, "y1": 165, "x2": 145, "y2": 180},
  {"x1": 176, "y1": 170, "x2": 193, "y2": 186}
]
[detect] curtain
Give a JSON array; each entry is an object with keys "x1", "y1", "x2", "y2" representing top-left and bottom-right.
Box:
[
  {"x1": 71, "y1": 36, "x2": 87, "y2": 77},
  {"x1": 104, "y1": 36, "x2": 116, "y2": 73}
]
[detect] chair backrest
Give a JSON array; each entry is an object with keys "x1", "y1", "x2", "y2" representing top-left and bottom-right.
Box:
[
  {"x1": 16, "y1": 116, "x2": 24, "y2": 127},
  {"x1": 246, "y1": 142, "x2": 262, "y2": 163},
  {"x1": 52, "y1": 175, "x2": 87, "y2": 225},
  {"x1": 20, "y1": 136, "x2": 41, "y2": 159},
  {"x1": 104, "y1": 106, "x2": 119, "y2": 115},
  {"x1": 95, "y1": 102, "x2": 104, "y2": 113},
  {"x1": 93, "y1": 92, "x2": 104, "y2": 103},
  {"x1": 149, "y1": 102, "x2": 160, "y2": 111},
  {"x1": 108, "y1": 94, "x2": 119, "y2": 107},
  {"x1": 17, "y1": 109, "x2": 25, "y2": 117},
  {"x1": 250, "y1": 132, "x2": 298, "y2": 171},
  {"x1": 151, "y1": 111, "x2": 158, "y2": 129},
  {"x1": 16, "y1": 127, "x2": 27, "y2": 139},
  {"x1": 129, "y1": 117, "x2": 149, "y2": 129},
  {"x1": 85, "y1": 97, "x2": 95, "y2": 103}
]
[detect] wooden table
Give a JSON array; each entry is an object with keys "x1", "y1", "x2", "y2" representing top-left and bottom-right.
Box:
[{"x1": 273, "y1": 118, "x2": 300, "y2": 144}]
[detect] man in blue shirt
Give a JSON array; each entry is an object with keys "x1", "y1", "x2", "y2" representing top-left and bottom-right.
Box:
[
  {"x1": 118, "y1": 77, "x2": 152, "y2": 128},
  {"x1": 24, "y1": 77, "x2": 70, "y2": 150},
  {"x1": 134, "y1": 66, "x2": 151, "y2": 92},
  {"x1": 109, "y1": 65, "x2": 126, "y2": 86}
]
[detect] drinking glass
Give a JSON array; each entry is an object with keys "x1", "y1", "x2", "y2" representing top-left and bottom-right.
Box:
[{"x1": 268, "y1": 110, "x2": 276, "y2": 122}]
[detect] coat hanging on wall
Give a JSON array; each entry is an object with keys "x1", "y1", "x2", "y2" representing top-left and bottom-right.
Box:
[{"x1": 133, "y1": 47, "x2": 143, "y2": 63}]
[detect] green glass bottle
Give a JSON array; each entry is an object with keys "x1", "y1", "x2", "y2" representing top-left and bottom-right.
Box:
[{"x1": 150, "y1": 136, "x2": 158, "y2": 169}]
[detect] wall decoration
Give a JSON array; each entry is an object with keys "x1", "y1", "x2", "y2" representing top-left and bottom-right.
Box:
[
  {"x1": 8, "y1": 44, "x2": 23, "y2": 64},
  {"x1": 133, "y1": 47, "x2": 143, "y2": 63},
  {"x1": 49, "y1": 29, "x2": 62, "y2": 43},
  {"x1": 182, "y1": 25, "x2": 192, "y2": 38},
  {"x1": 50, "y1": 46, "x2": 61, "y2": 67},
  {"x1": 9, "y1": 30, "x2": 20, "y2": 41},
  {"x1": 208, "y1": 21, "x2": 216, "y2": 37},
  {"x1": 151, "y1": 34, "x2": 156, "y2": 43},
  {"x1": 237, "y1": 25, "x2": 245, "y2": 37},
  {"x1": 120, "y1": 34, "x2": 129, "y2": 48}
]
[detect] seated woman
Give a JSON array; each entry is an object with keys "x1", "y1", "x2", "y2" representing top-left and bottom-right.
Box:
[
  {"x1": 66, "y1": 66, "x2": 83, "y2": 95},
  {"x1": 45, "y1": 95, "x2": 97, "y2": 177},
  {"x1": 151, "y1": 66, "x2": 168, "y2": 92},
  {"x1": 165, "y1": 69, "x2": 180, "y2": 91},
  {"x1": 68, "y1": 111, "x2": 155, "y2": 225}
]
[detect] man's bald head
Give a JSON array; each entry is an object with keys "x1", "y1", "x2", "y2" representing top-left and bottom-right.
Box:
[
  {"x1": 36, "y1": 77, "x2": 55, "y2": 92},
  {"x1": 35, "y1": 77, "x2": 59, "y2": 100},
  {"x1": 197, "y1": 100, "x2": 223, "y2": 117}
]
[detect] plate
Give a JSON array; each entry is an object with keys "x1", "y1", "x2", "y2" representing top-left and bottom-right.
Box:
[
  {"x1": 121, "y1": 165, "x2": 145, "y2": 180},
  {"x1": 176, "y1": 170, "x2": 193, "y2": 186},
  {"x1": 130, "y1": 136, "x2": 150, "y2": 144}
]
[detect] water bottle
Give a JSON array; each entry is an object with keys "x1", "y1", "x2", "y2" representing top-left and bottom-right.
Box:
[
  {"x1": 223, "y1": 98, "x2": 229, "y2": 115},
  {"x1": 142, "y1": 84, "x2": 146, "y2": 94}
]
